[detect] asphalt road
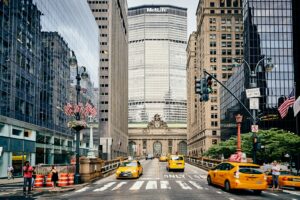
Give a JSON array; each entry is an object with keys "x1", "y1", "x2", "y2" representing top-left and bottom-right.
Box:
[{"x1": 37, "y1": 159, "x2": 300, "y2": 200}]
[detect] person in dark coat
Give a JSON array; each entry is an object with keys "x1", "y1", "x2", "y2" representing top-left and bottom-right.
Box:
[{"x1": 50, "y1": 165, "x2": 58, "y2": 189}]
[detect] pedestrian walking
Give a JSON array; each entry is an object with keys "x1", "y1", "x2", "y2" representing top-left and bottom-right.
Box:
[
  {"x1": 50, "y1": 165, "x2": 58, "y2": 190},
  {"x1": 31, "y1": 166, "x2": 36, "y2": 189},
  {"x1": 7, "y1": 166, "x2": 14, "y2": 180},
  {"x1": 23, "y1": 161, "x2": 33, "y2": 196},
  {"x1": 271, "y1": 160, "x2": 281, "y2": 190}
]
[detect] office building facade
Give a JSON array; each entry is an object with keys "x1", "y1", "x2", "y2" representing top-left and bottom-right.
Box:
[
  {"x1": 0, "y1": 0, "x2": 99, "y2": 178},
  {"x1": 189, "y1": 0, "x2": 243, "y2": 156},
  {"x1": 88, "y1": 0, "x2": 129, "y2": 159},
  {"x1": 221, "y1": 0, "x2": 296, "y2": 138},
  {"x1": 128, "y1": 5, "x2": 187, "y2": 124}
]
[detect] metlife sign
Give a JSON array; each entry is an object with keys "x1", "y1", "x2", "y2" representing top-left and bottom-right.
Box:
[{"x1": 146, "y1": 7, "x2": 167, "y2": 13}]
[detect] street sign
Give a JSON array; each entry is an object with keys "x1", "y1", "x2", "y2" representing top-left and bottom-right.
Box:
[
  {"x1": 249, "y1": 98, "x2": 259, "y2": 110},
  {"x1": 246, "y1": 88, "x2": 260, "y2": 98},
  {"x1": 251, "y1": 125, "x2": 259, "y2": 133}
]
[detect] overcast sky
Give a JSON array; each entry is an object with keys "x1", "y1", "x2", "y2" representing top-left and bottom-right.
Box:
[{"x1": 127, "y1": 0, "x2": 199, "y2": 35}]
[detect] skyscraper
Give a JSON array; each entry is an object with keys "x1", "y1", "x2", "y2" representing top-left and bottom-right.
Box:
[
  {"x1": 221, "y1": 0, "x2": 296, "y2": 136},
  {"x1": 88, "y1": 0, "x2": 128, "y2": 159},
  {"x1": 128, "y1": 5, "x2": 187, "y2": 124},
  {"x1": 188, "y1": 0, "x2": 243, "y2": 156}
]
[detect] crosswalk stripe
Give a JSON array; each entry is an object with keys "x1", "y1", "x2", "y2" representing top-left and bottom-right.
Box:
[
  {"x1": 130, "y1": 181, "x2": 144, "y2": 190},
  {"x1": 176, "y1": 181, "x2": 192, "y2": 190},
  {"x1": 112, "y1": 182, "x2": 127, "y2": 191},
  {"x1": 146, "y1": 181, "x2": 157, "y2": 190},
  {"x1": 189, "y1": 181, "x2": 203, "y2": 189},
  {"x1": 75, "y1": 187, "x2": 90, "y2": 193},
  {"x1": 94, "y1": 182, "x2": 116, "y2": 192},
  {"x1": 160, "y1": 181, "x2": 171, "y2": 189}
]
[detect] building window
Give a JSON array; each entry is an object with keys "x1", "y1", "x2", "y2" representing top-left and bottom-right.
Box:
[
  {"x1": 209, "y1": 18, "x2": 216, "y2": 24},
  {"x1": 210, "y1": 10, "x2": 215, "y2": 14},
  {"x1": 210, "y1": 50, "x2": 217, "y2": 55},
  {"x1": 12, "y1": 129, "x2": 22, "y2": 136},
  {"x1": 168, "y1": 140, "x2": 172, "y2": 154},
  {"x1": 209, "y1": 34, "x2": 216, "y2": 39},
  {"x1": 210, "y1": 41, "x2": 216, "y2": 47},
  {"x1": 210, "y1": 57, "x2": 217, "y2": 63},
  {"x1": 210, "y1": 65, "x2": 217, "y2": 71},
  {"x1": 210, "y1": 2, "x2": 215, "y2": 7},
  {"x1": 212, "y1": 131, "x2": 217, "y2": 136},
  {"x1": 209, "y1": 26, "x2": 216, "y2": 31},
  {"x1": 211, "y1": 105, "x2": 218, "y2": 111},
  {"x1": 212, "y1": 139, "x2": 218, "y2": 144},
  {"x1": 211, "y1": 121, "x2": 218, "y2": 127},
  {"x1": 143, "y1": 140, "x2": 147, "y2": 150},
  {"x1": 211, "y1": 114, "x2": 218, "y2": 119}
]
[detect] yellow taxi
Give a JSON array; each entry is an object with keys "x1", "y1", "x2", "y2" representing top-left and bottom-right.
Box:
[
  {"x1": 116, "y1": 160, "x2": 143, "y2": 179},
  {"x1": 266, "y1": 171, "x2": 300, "y2": 188},
  {"x1": 159, "y1": 155, "x2": 167, "y2": 162},
  {"x1": 166, "y1": 155, "x2": 185, "y2": 172},
  {"x1": 207, "y1": 162, "x2": 268, "y2": 194}
]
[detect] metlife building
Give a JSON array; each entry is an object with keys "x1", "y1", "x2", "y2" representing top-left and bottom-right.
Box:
[{"x1": 128, "y1": 5, "x2": 187, "y2": 124}]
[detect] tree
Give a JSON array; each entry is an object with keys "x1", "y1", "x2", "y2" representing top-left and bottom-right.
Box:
[{"x1": 204, "y1": 129, "x2": 300, "y2": 164}]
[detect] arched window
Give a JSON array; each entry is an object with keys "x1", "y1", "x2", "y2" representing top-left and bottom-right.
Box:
[
  {"x1": 153, "y1": 141, "x2": 162, "y2": 156},
  {"x1": 178, "y1": 141, "x2": 187, "y2": 155},
  {"x1": 128, "y1": 141, "x2": 136, "y2": 156}
]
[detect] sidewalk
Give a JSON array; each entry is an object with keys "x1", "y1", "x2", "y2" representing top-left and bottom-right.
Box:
[
  {"x1": 0, "y1": 177, "x2": 23, "y2": 186},
  {"x1": 0, "y1": 181, "x2": 89, "y2": 198}
]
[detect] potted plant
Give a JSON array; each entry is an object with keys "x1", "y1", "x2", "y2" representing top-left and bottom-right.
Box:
[{"x1": 67, "y1": 120, "x2": 87, "y2": 131}]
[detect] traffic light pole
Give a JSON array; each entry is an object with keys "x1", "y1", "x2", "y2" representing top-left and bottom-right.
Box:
[{"x1": 203, "y1": 70, "x2": 255, "y2": 122}]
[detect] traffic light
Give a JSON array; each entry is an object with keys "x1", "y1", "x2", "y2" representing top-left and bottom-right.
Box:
[
  {"x1": 195, "y1": 76, "x2": 213, "y2": 102},
  {"x1": 195, "y1": 79, "x2": 202, "y2": 95},
  {"x1": 207, "y1": 76, "x2": 213, "y2": 94}
]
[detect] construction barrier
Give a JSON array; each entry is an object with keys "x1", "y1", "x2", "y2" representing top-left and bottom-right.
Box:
[
  {"x1": 34, "y1": 174, "x2": 44, "y2": 187},
  {"x1": 68, "y1": 173, "x2": 74, "y2": 185},
  {"x1": 58, "y1": 173, "x2": 68, "y2": 187},
  {"x1": 46, "y1": 174, "x2": 53, "y2": 187}
]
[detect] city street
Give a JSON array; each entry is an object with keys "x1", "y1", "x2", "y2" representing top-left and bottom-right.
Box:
[{"x1": 36, "y1": 159, "x2": 300, "y2": 200}]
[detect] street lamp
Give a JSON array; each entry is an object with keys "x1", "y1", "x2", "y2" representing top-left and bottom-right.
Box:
[
  {"x1": 285, "y1": 153, "x2": 292, "y2": 173},
  {"x1": 233, "y1": 56, "x2": 274, "y2": 164},
  {"x1": 69, "y1": 50, "x2": 89, "y2": 184},
  {"x1": 235, "y1": 114, "x2": 243, "y2": 153}
]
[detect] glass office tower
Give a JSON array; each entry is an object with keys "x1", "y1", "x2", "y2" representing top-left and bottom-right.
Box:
[
  {"x1": 221, "y1": 0, "x2": 295, "y2": 137},
  {"x1": 128, "y1": 5, "x2": 187, "y2": 123}
]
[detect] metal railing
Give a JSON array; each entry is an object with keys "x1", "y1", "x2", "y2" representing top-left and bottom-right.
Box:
[{"x1": 185, "y1": 156, "x2": 220, "y2": 171}]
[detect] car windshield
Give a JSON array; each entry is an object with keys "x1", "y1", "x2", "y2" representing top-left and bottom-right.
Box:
[
  {"x1": 171, "y1": 156, "x2": 183, "y2": 161},
  {"x1": 120, "y1": 162, "x2": 137, "y2": 167}
]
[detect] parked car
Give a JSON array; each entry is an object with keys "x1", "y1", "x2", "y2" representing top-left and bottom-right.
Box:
[
  {"x1": 146, "y1": 154, "x2": 154, "y2": 160},
  {"x1": 207, "y1": 162, "x2": 268, "y2": 194},
  {"x1": 266, "y1": 170, "x2": 300, "y2": 188}
]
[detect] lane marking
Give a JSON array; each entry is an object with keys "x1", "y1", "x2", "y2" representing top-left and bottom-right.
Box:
[
  {"x1": 146, "y1": 181, "x2": 157, "y2": 190},
  {"x1": 189, "y1": 181, "x2": 203, "y2": 189},
  {"x1": 130, "y1": 181, "x2": 144, "y2": 190},
  {"x1": 176, "y1": 181, "x2": 192, "y2": 190},
  {"x1": 111, "y1": 182, "x2": 127, "y2": 191},
  {"x1": 94, "y1": 182, "x2": 116, "y2": 192},
  {"x1": 160, "y1": 181, "x2": 171, "y2": 189},
  {"x1": 263, "y1": 191, "x2": 279, "y2": 196},
  {"x1": 283, "y1": 190, "x2": 300, "y2": 196},
  {"x1": 75, "y1": 186, "x2": 90, "y2": 193},
  {"x1": 216, "y1": 191, "x2": 222, "y2": 194},
  {"x1": 204, "y1": 187, "x2": 209, "y2": 190},
  {"x1": 228, "y1": 198, "x2": 235, "y2": 200}
]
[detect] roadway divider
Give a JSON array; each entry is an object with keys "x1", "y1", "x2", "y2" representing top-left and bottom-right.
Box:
[{"x1": 185, "y1": 156, "x2": 221, "y2": 171}]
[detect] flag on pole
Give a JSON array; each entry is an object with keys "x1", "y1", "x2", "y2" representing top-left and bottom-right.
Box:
[
  {"x1": 84, "y1": 102, "x2": 93, "y2": 116},
  {"x1": 294, "y1": 96, "x2": 300, "y2": 117},
  {"x1": 278, "y1": 89, "x2": 295, "y2": 118},
  {"x1": 90, "y1": 107, "x2": 97, "y2": 117},
  {"x1": 64, "y1": 103, "x2": 73, "y2": 116}
]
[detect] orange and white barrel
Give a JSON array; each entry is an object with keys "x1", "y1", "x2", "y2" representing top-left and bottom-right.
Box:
[
  {"x1": 34, "y1": 174, "x2": 44, "y2": 187},
  {"x1": 68, "y1": 173, "x2": 74, "y2": 185},
  {"x1": 58, "y1": 173, "x2": 68, "y2": 187},
  {"x1": 46, "y1": 174, "x2": 53, "y2": 187}
]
